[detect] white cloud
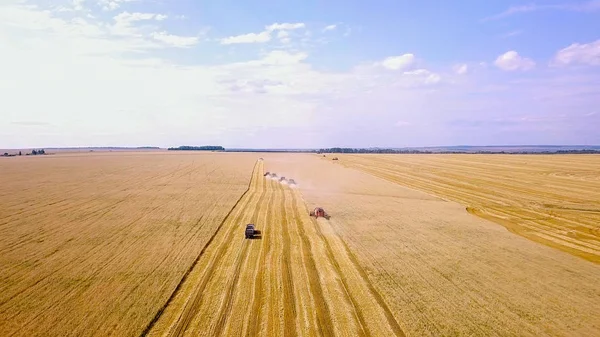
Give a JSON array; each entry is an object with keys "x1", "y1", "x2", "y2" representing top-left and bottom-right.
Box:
[
  {"x1": 3, "y1": 2, "x2": 598, "y2": 148},
  {"x1": 323, "y1": 24, "x2": 337, "y2": 32},
  {"x1": 255, "y1": 50, "x2": 308, "y2": 65},
  {"x1": 381, "y1": 54, "x2": 415, "y2": 70},
  {"x1": 220, "y1": 22, "x2": 305, "y2": 45},
  {"x1": 484, "y1": 1, "x2": 600, "y2": 21},
  {"x1": 111, "y1": 11, "x2": 167, "y2": 37},
  {"x1": 275, "y1": 31, "x2": 290, "y2": 44},
  {"x1": 98, "y1": 0, "x2": 138, "y2": 11},
  {"x1": 552, "y1": 40, "x2": 600, "y2": 66},
  {"x1": 453, "y1": 63, "x2": 468, "y2": 75},
  {"x1": 114, "y1": 12, "x2": 166, "y2": 23},
  {"x1": 500, "y1": 30, "x2": 523, "y2": 39},
  {"x1": 403, "y1": 69, "x2": 441, "y2": 84},
  {"x1": 151, "y1": 32, "x2": 199, "y2": 48},
  {"x1": 494, "y1": 51, "x2": 535, "y2": 71},
  {"x1": 266, "y1": 22, "x2": 305, "y2": 31},
  {"x1": 73, "y1": 0, "x2": 85, "y2": 11},
  {"x1": 220, "y1": 31, "x2": 271, "y2": 44},
  {"x1": 483, "y1": 5, "x2": 537, "y2": 20}
]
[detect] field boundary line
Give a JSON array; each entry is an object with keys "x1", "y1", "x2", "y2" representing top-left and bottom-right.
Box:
[{"x1": 139, "y1": 161, "x2": 260, "y2": 337}]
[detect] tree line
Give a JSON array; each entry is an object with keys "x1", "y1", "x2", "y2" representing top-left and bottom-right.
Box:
[
  {"x1": 168, "y1": 146, "x2": 225, "y2": 151},
  {"x1": 2, "y1": 149, "x2": 46, "y2": 157},
  {"x1": 316, "y1": 148, "x2": 600, "y2": 154}
]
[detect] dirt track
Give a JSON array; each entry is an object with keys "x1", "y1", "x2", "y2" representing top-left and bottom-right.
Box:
[{"x1": 147, "y1": 160, "x2": 404, "y2": 337}]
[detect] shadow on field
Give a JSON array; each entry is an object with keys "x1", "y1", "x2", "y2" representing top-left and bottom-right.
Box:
[{"x1": 247, "y1": 229, "x2": 262, "y2": 240}]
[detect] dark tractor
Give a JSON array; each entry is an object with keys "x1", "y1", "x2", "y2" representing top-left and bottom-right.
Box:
[{"x1": 245, "y1": 224, "x2": 258, "y2": 239}]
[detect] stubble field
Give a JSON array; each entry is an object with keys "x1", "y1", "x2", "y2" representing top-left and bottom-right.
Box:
[
  {"x1": 266, "y1": 154, "x2": 600, "y2": 336},
  {"x1": 1, "y1": 152, "x2": 599, "y2": 337},
  {"x1": 336, "y1": 154, "x2": 600, "y2": 263}
]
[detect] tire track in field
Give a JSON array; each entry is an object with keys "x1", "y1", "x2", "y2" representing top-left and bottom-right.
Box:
[
  {"x1": 208, "y1": 174, "x2": 268, "y2": 336},
  {"x1": 263, "y1": 181, "x2": 284, "y2": 337},
  {"x1": 289, "y1": 191, "x2": 334, "y2": 337},
  {"x1": 148, "y1": 161, "x2": 404, "y2": 336},
  {"x1": 294, "y1": 189, "x2": 405, "y2": 337},
  {"x1": 242, "y1": 179, "x2": 274, "y2": 337},
  {"x1": 142, "y1": 161, "x2": 261, "y2": 337},
  {"x1": 331, "y1": 227, "x2": 407, "y2": 337},
  {"x1": 279, "y1": 183, "x2": 297, "y2": 337},
  {"x1": 168, "y1": 164, "x2": 263, "y2": 336}
]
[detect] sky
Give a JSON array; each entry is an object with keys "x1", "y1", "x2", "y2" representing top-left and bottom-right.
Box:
[{"x1": 1, "y1": 0, "x2": 599, "y2": 148}]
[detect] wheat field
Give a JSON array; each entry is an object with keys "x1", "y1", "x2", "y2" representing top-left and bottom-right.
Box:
[
  {"x1": 0, "y1": 152, "x2": 256, "y2": 336},
  {"x1": 1, "y1": 152, "x2": 599, "y2": 336},
  {"x1": 336, "y1": 154, "x2": 600, "y2": 263},
  {"x1": 147, "y1": 159, "x2": 403, "y2": 336},
  {"x1": 266, "y1": 153, "x2": 600, "y2": 336}
]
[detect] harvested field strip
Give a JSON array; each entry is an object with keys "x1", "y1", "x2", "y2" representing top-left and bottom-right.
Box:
[
  {"x1": 147, "y1": 160, "x2": 404, "y2": 337},
  {"x1": 339, "y1": 154, "x2": 600, "y2": 263}
]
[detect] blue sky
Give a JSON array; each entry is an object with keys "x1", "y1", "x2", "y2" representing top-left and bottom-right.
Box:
[{"x1": 1, "y1": 0, "x2": 599, "y2": 148}]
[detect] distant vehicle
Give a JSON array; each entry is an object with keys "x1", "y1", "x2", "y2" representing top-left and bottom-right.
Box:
[
  {"x1": 245, "y1": 224, "x2": 258, "y2": 239},
  {"x1": 309, "y1": 207, "x2": 330, "y2": 219},
  {"x1": 259, "y1": 157, "x2": 264, "y2": 160},
  {"x1": 332, "y1": 157, "x2": 339, "y2": 160}
]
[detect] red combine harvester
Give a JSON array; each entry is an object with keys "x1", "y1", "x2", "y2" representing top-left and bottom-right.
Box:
[{"x1": 309, "y1": 207, "x2": 330, "y2": 220}]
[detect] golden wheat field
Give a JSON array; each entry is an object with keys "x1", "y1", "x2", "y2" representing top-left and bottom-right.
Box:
[
  {"x1": 267, "y1": 154, "x2": 600, "y2": 336},
  {"x1": 336, "y1": 154, "x2": 600, "y2": 263},
  {"x1": 1, "y1": 152, "x2": 600, "y2": 337},
  {"x1": 0, "y1": 152, "x2": 256, "y2": 336}
]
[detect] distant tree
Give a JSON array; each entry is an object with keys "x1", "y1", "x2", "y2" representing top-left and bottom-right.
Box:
[
  {"x1": 3, "y1": 153, "x2": 8, "y2": 156},
  {"x1": 168, "y1": 146, "x2": 225, "y2": 151},
  {"x1": 40, "y1": 149, "x2": 45, "y2": 155},
  {"x1": 32, "y1": 150, "x2": 37, "y2": 155},
  {"x1": 19, "y1": 151, "x2": 22, "y2": 156}
]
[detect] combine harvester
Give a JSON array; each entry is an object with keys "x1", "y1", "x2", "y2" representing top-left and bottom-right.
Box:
[
  {"x1": 245, "y1": 224, "x2": 260, "y2": 239},
  {"x1": 309, "y1": 207, "x2": 330, "y2": 220}
]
